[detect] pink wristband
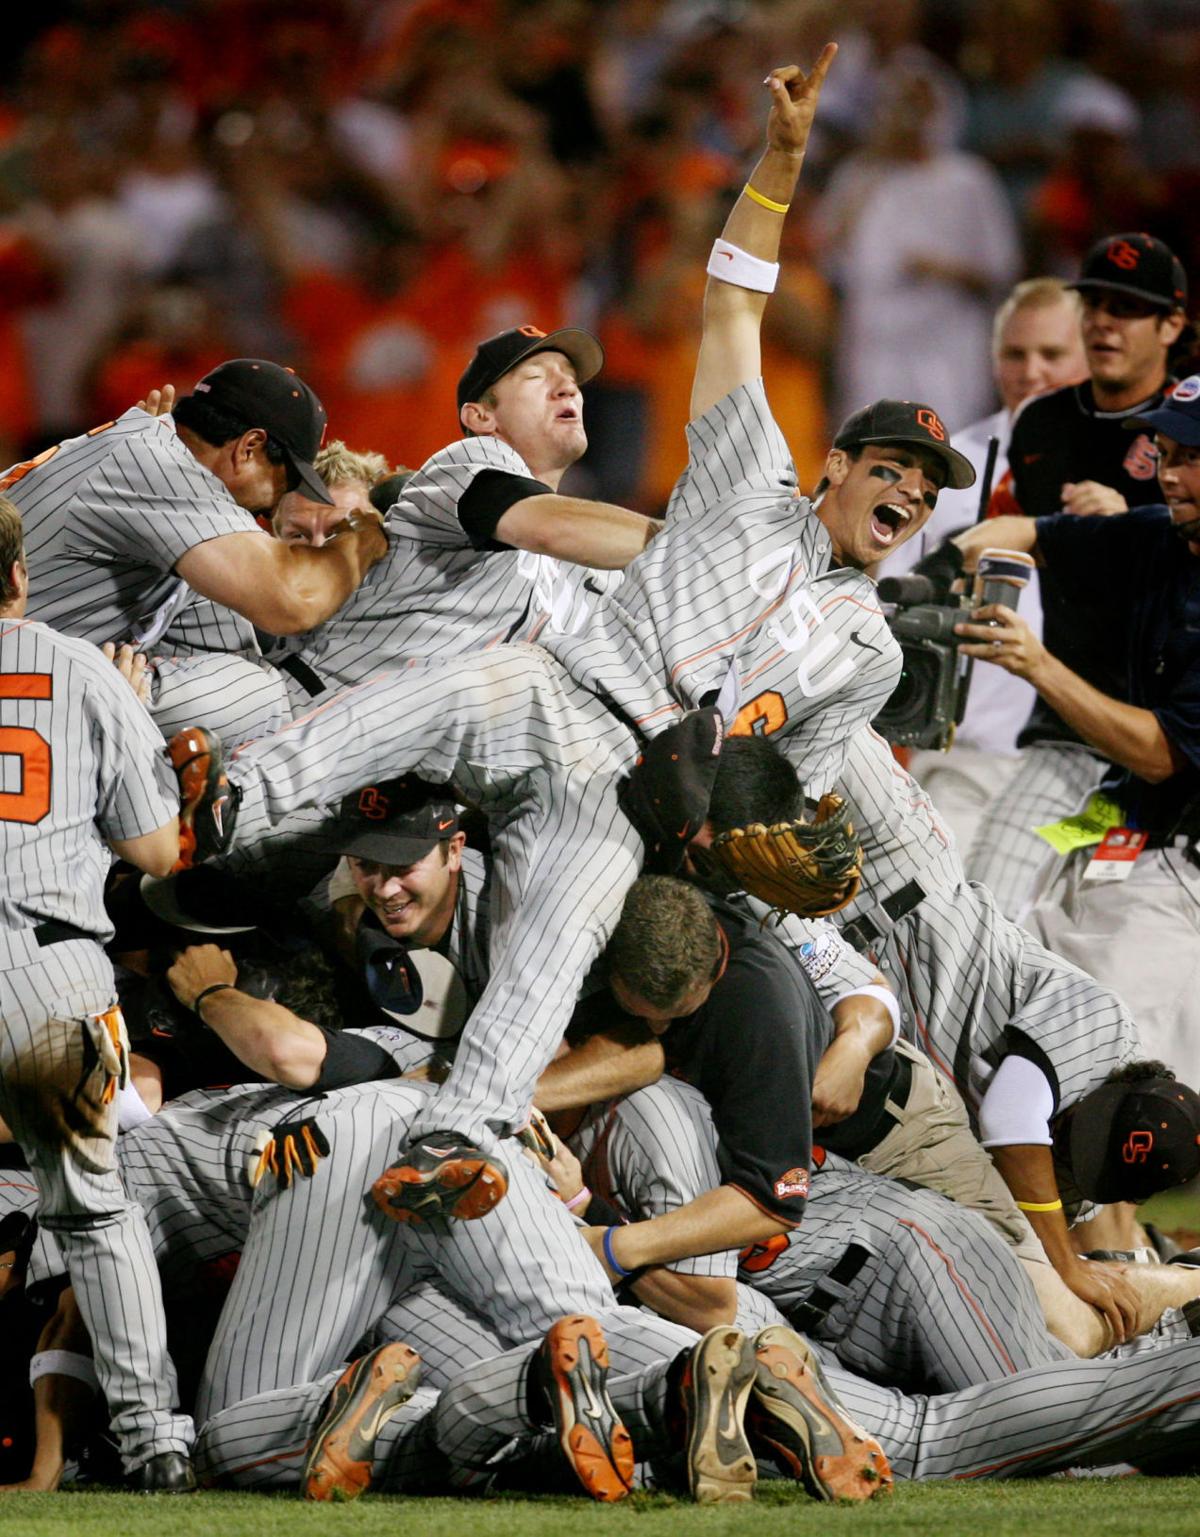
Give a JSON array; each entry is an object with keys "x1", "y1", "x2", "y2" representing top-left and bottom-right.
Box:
[{"x1": 563, "y1": 1186, "x2": 591, "y2": 1212}]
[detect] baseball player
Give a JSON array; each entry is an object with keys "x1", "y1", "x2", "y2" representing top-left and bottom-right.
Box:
[
  {"x1": 601, "y1": 103, "x2": 1180, "y2": 1352},
  {"x1": 261, "y1": 327, "x2": 659, "y2": 718},
  {"x1": 0, "y1": 360, "x2": 387, "y2": 743},
  {"x1": 970, "y1": 232, "x2": 1190, "y2": 918},
  {"x1": 556, "y1": 1076, "x2": 1074, "y2": 1391},
  {"x1": 0, "y1": 496, "x2": 194, "y2": 1488},
  {"x1": 187, "y1": 1071, "x2": 889, "y2": 1505}
]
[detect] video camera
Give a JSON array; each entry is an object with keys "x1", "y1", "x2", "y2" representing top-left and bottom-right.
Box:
[{"x1": 872, "y1": 548, "x2": 1035, "y2": 751}]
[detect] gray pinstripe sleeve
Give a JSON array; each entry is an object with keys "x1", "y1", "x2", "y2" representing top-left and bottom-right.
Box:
[
  {"x1": 78, "y1": 425, "x2": 257, "y2": 570},
  {"x1": 398, "y1": 437, "x2": 541, "y2": 544},
  {"x1": 83, "y1": 646, "x2": 177, "y2": 841},
  {"x1": 666, "y1": 380, "x2": 798, "y2": 520}
]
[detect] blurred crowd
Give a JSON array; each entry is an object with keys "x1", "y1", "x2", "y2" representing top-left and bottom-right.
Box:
[{"x1": 3, "y1": 0, "x2": 1200, "y2": 507}]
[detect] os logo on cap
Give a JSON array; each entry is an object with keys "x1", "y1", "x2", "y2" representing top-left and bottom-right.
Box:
[
  {"x1": 1107, "y1": 239, "x2": 1142, "y2": 271},
  {"x1": 358, "y1": 786, "x2": 391, "y2": 820},
  {"x1": 916, "y1": 407, "x2": 946, "y2": 442}
]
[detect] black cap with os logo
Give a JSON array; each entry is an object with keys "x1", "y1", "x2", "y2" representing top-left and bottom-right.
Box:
[
  {"x1": 1068, "y1": 232, "x2": 1188, "y2": 312},
  {"x1": 456, "y1": 325, "x2": 604, "y2": 414},
  {"x1": 832, "y1": 400, "x2": 976, "y2": 490}
]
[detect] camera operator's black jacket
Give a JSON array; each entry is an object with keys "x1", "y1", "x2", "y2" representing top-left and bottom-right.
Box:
[
  {"x1": 1034, "y1": 505, "x2": 1200, "y2": 842},
  {"x1": 1007, "y1": 380, "x2": 1172, "y2": 749}
]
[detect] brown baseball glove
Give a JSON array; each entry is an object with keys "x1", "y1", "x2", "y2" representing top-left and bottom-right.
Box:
[{"x1": 705, "y1": 792, "x2": 862, "y2": 919}]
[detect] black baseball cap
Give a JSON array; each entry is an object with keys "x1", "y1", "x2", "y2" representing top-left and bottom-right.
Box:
[
  {"x1": 456, "y1": 326, "x2": 604, "y2": 413},
  {"x1": 833, "y1": 400, "x2": 976, "y2": 490},
  {"x1": 1068, "y1": 232, "x2": 1188, "y2": 312},
  {"x1": 1068, "y1": 1075, "x2": 1200, "y2": 1203},
  {"x1": 335, "y1": 780, "x2": 460, "y2": 864},
  {"x1": 1127, "y1": 373, "x2": 1200, "y2": 447},
  {"x1": 178, "y1": 358, "x2": 334, "y2": 505}
]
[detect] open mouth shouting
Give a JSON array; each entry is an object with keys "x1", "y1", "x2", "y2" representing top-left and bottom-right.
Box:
[{"x1": 869, "y1": 502, "x2": 911, "y2": 547}]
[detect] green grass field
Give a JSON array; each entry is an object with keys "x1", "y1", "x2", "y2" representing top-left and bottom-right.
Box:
[{"x1": 2, "y1": 1480, "x2": 1200, "y2": 1537}]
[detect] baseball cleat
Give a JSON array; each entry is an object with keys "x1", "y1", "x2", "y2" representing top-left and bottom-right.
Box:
[
  {"x1": 679, "y1": 1326, "x2": 758, "y2": 1503},
  {"x1": 370, "y1": 1132, "x2": 507, "y2": 1224},
  {"x1": 302, "y1": 1341, "x2": 422, "y2": 1501},
  {"x1": 538, "y1": 1315, "x2": 634, "y2": 1502},
  {"x1": 747, "y1": 1325, "x2": 893, "y2": 1502},
  {"x1": 167, "y1": 726, "x2": 238, "y2": 870}
]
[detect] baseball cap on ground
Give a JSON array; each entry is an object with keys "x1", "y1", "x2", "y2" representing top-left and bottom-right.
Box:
[
  {"x1": 176, "y1": 359, "x2": 334, "y2": 505},
  {"x1": 833, "y1": 401, "x2": 976, "y2": 490},
  {"x1": 1068, "y1": 232, "x2": 1188, "y2": 312},
  {"x1": 457, "y1": 326, "x2": 604, "y2": 412},
  {"x1": 1128, "y1": 374, "x2": 1200, "y2": 447},
  {"x1": 335, "y1": 780, "x2": 460, "y2": 864},
  {"x1": 1068, "y1": 1075, "x2": 1200, "y2": 1203}
]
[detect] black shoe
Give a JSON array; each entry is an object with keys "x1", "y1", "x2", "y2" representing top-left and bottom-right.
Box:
[
  {"x1": 371, "y1": 1132, "x2": 507, "y2": 1224},
  {"x1": 128, "y1": 1451, "x2": 197, "y2": 1492},
  {"x1": 1145, "y1": 1222, "x2": 1183, "y2": 1262}
]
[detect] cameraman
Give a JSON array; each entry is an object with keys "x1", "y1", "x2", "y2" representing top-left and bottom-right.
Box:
[{"x1": 953, "y1": 379, "x2": 1200, "y2": 1087}]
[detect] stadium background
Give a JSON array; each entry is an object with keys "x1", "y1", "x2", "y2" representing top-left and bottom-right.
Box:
[{"x1": 3, "y1": 0, "x2": 1200, "y2": 509}]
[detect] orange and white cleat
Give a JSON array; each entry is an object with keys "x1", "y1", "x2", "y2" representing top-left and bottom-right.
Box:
[
  {"x1": 302, "y1": 1342, "x2": 422, "y2": 1501},
  {"x1": 747, "y1": 1325, "x2": 893, "y2": 1501},
  {"x1": 370, "y1": 1132, "x2": 507, "y2": 1224}
]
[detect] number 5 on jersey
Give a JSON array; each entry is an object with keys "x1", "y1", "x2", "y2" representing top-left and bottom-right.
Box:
[{"x1": 0, "y1": 673, "x2": 52, "y2": 824}]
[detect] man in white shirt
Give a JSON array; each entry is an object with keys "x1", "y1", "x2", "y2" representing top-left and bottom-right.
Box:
[{"x1": 875, "y1": 279, "x2": 1086, "y2": 857}]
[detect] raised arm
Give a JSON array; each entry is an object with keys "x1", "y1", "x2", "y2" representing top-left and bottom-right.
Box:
[{"x1": 690, "y1": 44, "x2": 836, "y2": 421}]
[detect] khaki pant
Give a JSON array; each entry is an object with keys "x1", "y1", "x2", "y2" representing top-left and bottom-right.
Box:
[{"x1": 857, "y1": 1041, "x2": 1048, "y2": 1267}]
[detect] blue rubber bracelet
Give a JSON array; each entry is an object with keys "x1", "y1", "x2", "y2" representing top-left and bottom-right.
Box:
[{"x1": 602, "y1": 1225, "x2": 631, "y2": 1279}]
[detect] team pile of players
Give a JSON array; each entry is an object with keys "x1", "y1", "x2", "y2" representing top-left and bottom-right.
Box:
[{"x1": 3, "y1": 48, "x2": 1200, "y2": 1504}]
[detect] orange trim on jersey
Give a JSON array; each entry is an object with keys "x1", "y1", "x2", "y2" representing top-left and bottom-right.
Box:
[
  {"x1": 898, "y1": 1217, "x2": 1016, "y2": 1373},
  {"x1": 892, "y1": 936, "x2": 959, "y2": 1089},
  {"x1": 666, "y1": 582, "x2": 796, "y2": 688},
  {"x1": 223, "y1": 1440, "x2": 309, "y2": 1478},
  {"x1": 734, "y1": 587, "x2": 888, "y2": 689}
]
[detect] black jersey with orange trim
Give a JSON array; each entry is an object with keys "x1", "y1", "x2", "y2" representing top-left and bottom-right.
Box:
[{"x1": 1004, "y1": 379, "x2": 1172, "y2": 747}]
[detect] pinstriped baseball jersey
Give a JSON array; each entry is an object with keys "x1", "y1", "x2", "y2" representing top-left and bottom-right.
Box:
[
  {"x1": 1, "y1": 408, "x2": 261, "y2": 653},
  {"x1": 543, "y1": 381, "x2": 900, "y2": 794},
  {"x1": 752, "y1": 724, "x2": 1138, "y2": 1123},
  {"x1": 823, "y1": 728, "x2": 1137, "y2": 1115},
  {"x1": 274, "y1": 436, "x2": 619, "y2": 706},
  {"x1": 573, "y1": 1076, "x2": 1061, "y2": 1390},
  {"x1": 0, "y1": 619, "x2": 176, "y2": 945}
]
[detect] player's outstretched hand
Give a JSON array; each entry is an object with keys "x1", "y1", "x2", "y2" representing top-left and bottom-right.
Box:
[
  {"x1": 1066, "y1": 1258, "x2": 1141, "y2": 1345},
  {"x1": 137, "y1": 384, "x2": 176, "y2": 417},
  {"x1": 764, "y1": 43, "x2": 837, "y2": 156},
  {"x1": 101, "y1": 641, "x2": 153, "y2": 706},
  {"x1": 954, "y1": 603, "x2": 1046, "y2": 681},
  {"x1": 167, "y1": 943, "x2": 238, "y2": 1013}
]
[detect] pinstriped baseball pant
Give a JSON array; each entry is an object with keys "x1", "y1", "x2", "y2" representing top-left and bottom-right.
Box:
[
  {"x1": 224, "y1": 646, "x2": 644, "y2": 1148},
  {"x1": 0, "y1": 937, "x2": 192, "y2": 1468},
  {"x1": 967, "y1": 741, "x2": 1107, "y2": 923}
]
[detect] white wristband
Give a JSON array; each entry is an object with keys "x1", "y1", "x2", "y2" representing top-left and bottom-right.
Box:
[
  {"x1": 30, "y1": 1349, "x2": 99, "y2": 1391},
  {"x1": 707, "y1": 238, "x2": 779, "y2": 294},
  {"x1": 832, "y1": 983, "x2": 901, "y2": 1047}
]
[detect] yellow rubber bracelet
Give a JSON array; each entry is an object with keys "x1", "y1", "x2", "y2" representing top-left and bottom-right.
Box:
[
  {"x1": 1015, "y1": 1198, "x2": 1063, "y2": 1213},
  {"x1": 744, "y1": 183, "x2": 790, "y2": 214}
]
